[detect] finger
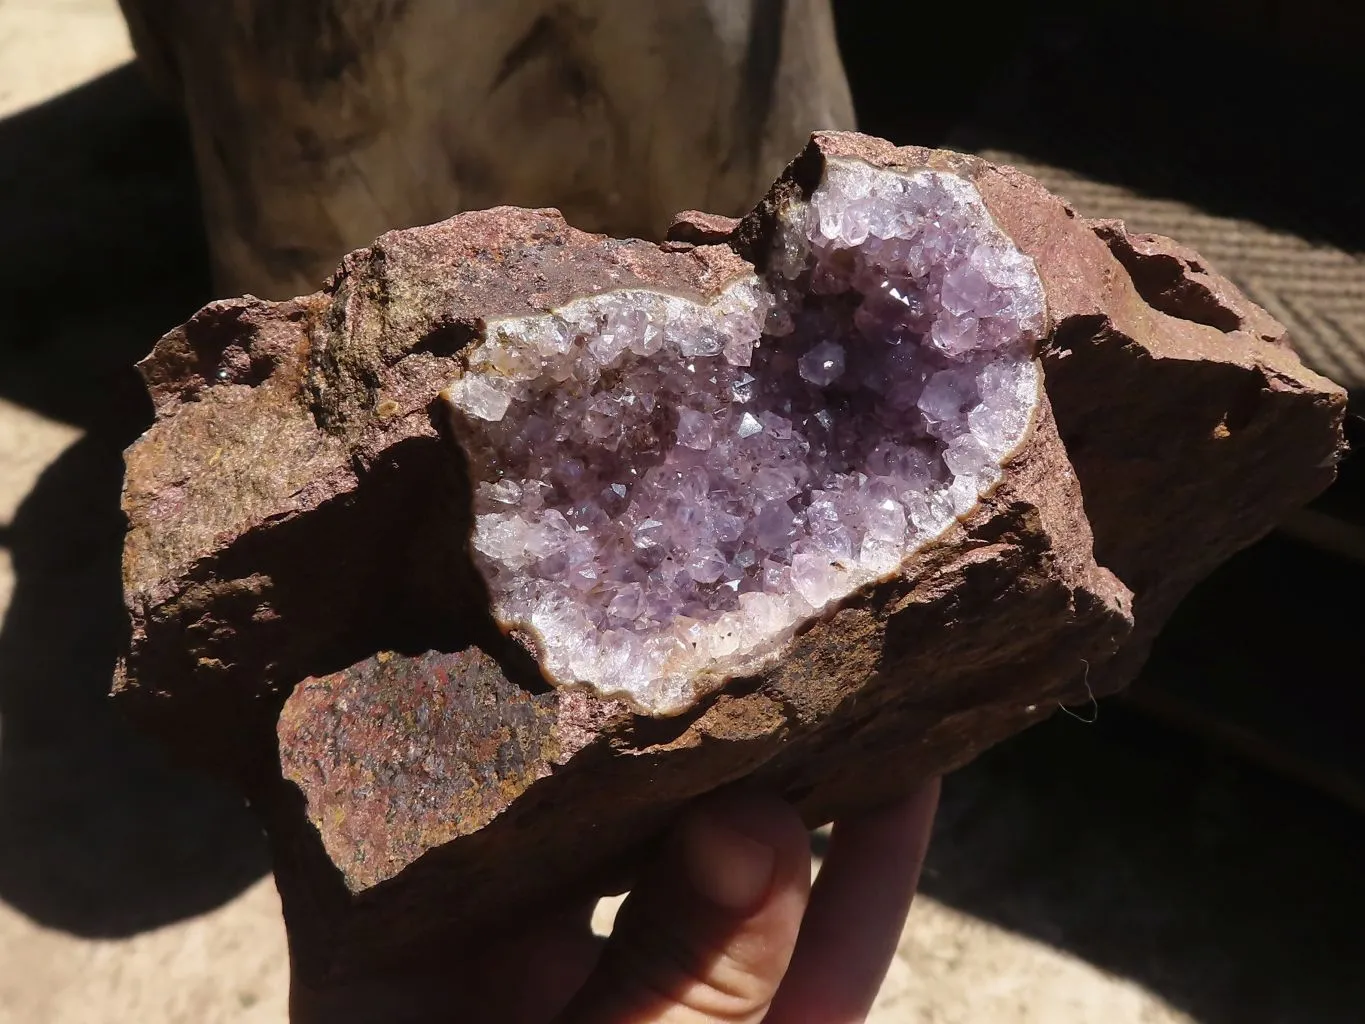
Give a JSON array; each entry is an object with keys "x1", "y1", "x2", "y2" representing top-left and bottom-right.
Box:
[
  {"x1": 765, "y1": 778, "x2": 941, "y2": 1024},
  {"x1": 556, "y1": 788, "x2": 812, "y2": 1024}
]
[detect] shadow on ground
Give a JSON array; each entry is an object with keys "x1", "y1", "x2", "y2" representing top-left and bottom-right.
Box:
[
  {"x1": 921, "y1": 699, "x2": 1365, "y2": 1024},
  {"x1": 0, "y1": 65, "x2": 270, "y2": 937}
]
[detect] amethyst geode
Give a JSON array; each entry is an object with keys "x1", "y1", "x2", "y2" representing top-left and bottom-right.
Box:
[
  {"x1": 451, "y1": 162, "x2": 1045, "y2": 712},
  {"x1": 115, "y1": 132, "x2": 1345, "y2": 979}
]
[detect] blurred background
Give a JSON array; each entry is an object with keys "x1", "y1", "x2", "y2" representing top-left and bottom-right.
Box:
[{"x1": 0, "y1": 1, "x2": 1361, "y2": 1020}]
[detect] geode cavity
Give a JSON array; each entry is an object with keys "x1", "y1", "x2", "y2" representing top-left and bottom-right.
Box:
[{"x1": 448, "y1": 161, "x2": 1047, "y2": 712}]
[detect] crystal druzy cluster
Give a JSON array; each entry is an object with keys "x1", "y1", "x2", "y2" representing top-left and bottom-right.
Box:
[{"x1": 445, "y1": 160, "x2": 1047, "y2": 713}]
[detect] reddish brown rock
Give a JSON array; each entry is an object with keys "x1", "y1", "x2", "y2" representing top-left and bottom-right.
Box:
[{"x1": 115, "y1": 132, "x2": 1345, "y2": 984}]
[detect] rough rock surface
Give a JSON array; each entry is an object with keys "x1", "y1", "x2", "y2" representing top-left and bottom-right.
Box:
[{"x1": 116, "y1": 133, "x2": 1345, "y2": 983}]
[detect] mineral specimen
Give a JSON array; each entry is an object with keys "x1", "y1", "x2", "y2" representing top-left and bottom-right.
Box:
[
  {"x1": 115, "y1": 132, "x2": 1345, "y2": 982},
  {"x1": 449, "y1": 161, "x2": 1046, "y2": 712}
]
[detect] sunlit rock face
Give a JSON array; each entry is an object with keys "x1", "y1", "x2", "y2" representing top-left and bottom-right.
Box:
[{"x1": 445, "y1": 159, "x2": 1047, "y2": 713}]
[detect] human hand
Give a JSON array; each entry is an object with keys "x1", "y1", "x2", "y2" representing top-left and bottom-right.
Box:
[{"x1": 290, "y1": 781, "x2": 940, "y2": 1023}]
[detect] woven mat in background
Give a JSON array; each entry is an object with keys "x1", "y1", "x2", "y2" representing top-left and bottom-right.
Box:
[{"x1": 965, "y1": 153, "x2": 1365, "y2": 394}]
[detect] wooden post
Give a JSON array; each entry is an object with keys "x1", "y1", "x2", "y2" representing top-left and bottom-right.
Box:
[{"x1": 117, "y1": 0, "x2": 854, "y2": 299}]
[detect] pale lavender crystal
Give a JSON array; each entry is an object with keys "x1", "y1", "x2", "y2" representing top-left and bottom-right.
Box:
[
  {"x1": 444, "y1": 160, "x2": 1045, "y2": 714},
  {"x1": 676, "y1": 409, "x2": 715, "y2": 450},
  {"x1": 448, "y1": 375, "x2": 511, "y2": 422},
  {"x1": 799, "y1": 341, "x2": 847, "y2": 386}
]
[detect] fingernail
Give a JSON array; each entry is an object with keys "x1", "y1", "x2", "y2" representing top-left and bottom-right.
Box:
[{"x1": 682, "y1": 809, "x2": 777, "y2": 912}]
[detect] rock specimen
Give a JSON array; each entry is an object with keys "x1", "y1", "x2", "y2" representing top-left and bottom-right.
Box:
[{"x1": 116, "y1": 133, "x2": 1345, "y2": 984}]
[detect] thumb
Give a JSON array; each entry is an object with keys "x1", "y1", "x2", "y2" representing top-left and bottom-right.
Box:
[{"x1": 556, "y1": 789, "x2": 812, "y2": 1024}]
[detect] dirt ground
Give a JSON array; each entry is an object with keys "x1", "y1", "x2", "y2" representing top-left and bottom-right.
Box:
[{"x1": 1, "y1": 3, "x2": 1361, "y2": 1022}]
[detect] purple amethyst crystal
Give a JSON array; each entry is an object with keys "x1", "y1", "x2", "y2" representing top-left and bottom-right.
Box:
[{"x1": 445, "y1": 160, "x2": 1046, "y2": 713}]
